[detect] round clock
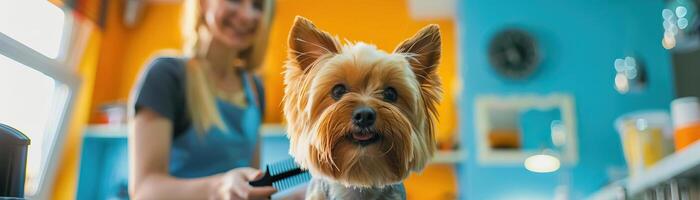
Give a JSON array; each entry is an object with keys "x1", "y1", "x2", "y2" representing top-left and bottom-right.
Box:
[{"x1": 488, "y1": 29, "x2": 540, "y2": 79}]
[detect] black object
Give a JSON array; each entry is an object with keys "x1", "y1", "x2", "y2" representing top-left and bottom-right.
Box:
[
  {"x1": 352, "y1": 106, "x2": 376, "y2": 128},
  {"x1": 0, "y1": 123, "x2": 30, "y2": 198},
  {"x1": 249, "y1": 158, "x2": 311, "y2": 191},
  {"x1": 488, "y1": 28, "x2": 540, "y2": 79}
]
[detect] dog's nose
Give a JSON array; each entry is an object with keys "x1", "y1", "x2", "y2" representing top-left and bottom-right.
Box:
[{"x1": 352, "y1": 107, "x2": 376, "y2": 128}]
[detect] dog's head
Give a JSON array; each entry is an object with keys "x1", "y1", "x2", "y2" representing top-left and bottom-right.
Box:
[{"x1": 283, "y1": 16, "x2": 442, "y2": 187}]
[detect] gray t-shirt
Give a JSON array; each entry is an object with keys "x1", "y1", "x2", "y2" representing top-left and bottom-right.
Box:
[{"x1": 131, "y1": 56, "x2": 265, "y2": 138}]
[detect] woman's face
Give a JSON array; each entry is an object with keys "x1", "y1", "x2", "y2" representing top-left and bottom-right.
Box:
[{"x1": 202, "y1": 0, "x2": 263, "y2": 50}]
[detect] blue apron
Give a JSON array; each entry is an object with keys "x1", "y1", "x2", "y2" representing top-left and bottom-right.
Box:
[{"x1": 168, "y1": 72, "x2": 261, "y2": 178}]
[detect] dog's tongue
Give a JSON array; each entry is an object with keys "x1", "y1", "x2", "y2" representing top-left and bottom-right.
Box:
[{"x1": 352, "y1": 132, "x2": 375, "y2": 141}]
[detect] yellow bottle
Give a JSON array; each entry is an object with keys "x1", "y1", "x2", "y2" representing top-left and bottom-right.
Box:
[{"x1": 616, "y1": 111, "x2": 674, "y2": 176}]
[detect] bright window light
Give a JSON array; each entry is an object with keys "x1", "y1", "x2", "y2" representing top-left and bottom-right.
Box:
[
  {"x1": 0, "y1": 53, "x2": 65, "y2": 195},
  {"x1": 0, "y1": 0, "x2": 66, "y2": 58}
]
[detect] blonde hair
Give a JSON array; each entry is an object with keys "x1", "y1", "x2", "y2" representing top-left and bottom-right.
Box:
[{"x1": 182, "y1": 0, "x2": 275, "y2": 134}]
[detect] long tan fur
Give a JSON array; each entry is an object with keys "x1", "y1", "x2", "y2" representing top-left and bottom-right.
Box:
[{"x1": 283, "y1": 16, "x2": 442, "y2": 188}]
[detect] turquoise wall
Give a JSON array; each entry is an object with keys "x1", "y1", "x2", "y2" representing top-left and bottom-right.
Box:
[{"x1": 457, "y1": 1, "x2": 675, "y2": 199}]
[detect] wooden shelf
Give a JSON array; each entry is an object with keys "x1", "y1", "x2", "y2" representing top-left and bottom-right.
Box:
[{"x1": 626, "y1": 141, "x2": 700, "y2": 195}]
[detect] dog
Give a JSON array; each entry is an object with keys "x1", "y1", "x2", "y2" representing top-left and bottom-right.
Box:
[{"x1": 282, "y1": 16, "x2": 442, "y2": 200}]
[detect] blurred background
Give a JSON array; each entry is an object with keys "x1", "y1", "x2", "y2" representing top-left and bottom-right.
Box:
[{"x1": 1, "y1": 0, "x2": 700, "y2": 199}]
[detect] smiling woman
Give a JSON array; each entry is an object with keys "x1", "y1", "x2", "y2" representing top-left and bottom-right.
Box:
[{"x1": 127, "y1": 0, "x2": 279, "y2": 199}]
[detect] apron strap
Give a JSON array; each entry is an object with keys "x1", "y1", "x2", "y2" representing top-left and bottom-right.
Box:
[{"x1": 245, "y1": 73, "x2": 261, "y2": 109}]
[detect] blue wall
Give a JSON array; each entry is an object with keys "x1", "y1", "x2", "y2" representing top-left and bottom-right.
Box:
[{"x1": 457, "y1": 1, "x2": 674, "y2": 199}]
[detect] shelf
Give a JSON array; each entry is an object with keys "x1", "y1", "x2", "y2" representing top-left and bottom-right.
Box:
[
  {"x1": 84, "y1": 124, "x2": 128, "y2": 138},
  {"x1": 260, "y1": 123, "x2": 287, "y2": 137},
  {"x1": 83, "y1": 124, "x2": 288, "y2": 138},
  {"x1": 627, "y1": 141, "x2": 700, "y2": 195},
  {"x1": 586, "y1": 180, "x2": 626, "y2": 200},
  {"x1": 432, "y1": 150, "x2": 467, "y2": 164}
]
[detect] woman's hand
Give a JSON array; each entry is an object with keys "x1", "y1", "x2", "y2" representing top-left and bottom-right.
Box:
[{"x1": 212, "y1": 167, "x2": 277, "y2": 200}]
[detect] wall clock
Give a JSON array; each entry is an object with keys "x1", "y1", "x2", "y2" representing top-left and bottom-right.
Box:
[{"x1": 488, "y1": 29, "x2": 540, "y2": 79}]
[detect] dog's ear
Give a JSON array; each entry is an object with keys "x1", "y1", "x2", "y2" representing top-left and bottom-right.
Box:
[
  {"x1": 395, "y1": 25, "x2": 441, "y2": 171},
  {"x1": 288, "y1": 16, "x2": 341, "y2": 71},
  {"x1": 393, "y1": 24, "x2": 441, "y2": 84}
]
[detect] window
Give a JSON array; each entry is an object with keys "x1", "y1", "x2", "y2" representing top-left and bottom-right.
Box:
[
  {"x1": 0, "y1": 53, "x2": 70, "y2": 196},
  {"x1": 0, "y1": 0, "x2": 79, "y2": 198},
  {"x1": 0, "y1": 0, "x2": 66, "y2": 59}
]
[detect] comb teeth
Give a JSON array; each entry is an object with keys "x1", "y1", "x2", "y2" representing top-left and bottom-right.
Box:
[
  {"x1": 272, "y1": 171, "x2": 311, "y2": 191},
  {"x1": 250, "y1": 158, "x2": 310, "y2": 190},
  {"x1": 268, "y1": 158, "x2": 299, "y2": 176}
]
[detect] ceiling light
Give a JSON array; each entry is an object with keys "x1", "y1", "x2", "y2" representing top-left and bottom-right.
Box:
[{"x1": 524, "y1": 154, "x2": 560, "y2": 173}]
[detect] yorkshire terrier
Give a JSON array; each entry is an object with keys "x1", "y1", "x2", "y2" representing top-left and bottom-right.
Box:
[{"x1": 283, "y1": 16, "x2": 442, "y2": 200}]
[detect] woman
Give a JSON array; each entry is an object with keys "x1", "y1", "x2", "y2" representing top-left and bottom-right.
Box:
[{"x1": 128, "y1": 0, "x2": 276, "y2": 199}]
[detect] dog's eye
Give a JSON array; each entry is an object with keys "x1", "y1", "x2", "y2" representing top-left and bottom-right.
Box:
[
  {"x1": 331, "y1": 84, "x2": 347, "y2": 100},
  {"x1": 383, "y1": 87, "x2": 398, "y2": 102}
]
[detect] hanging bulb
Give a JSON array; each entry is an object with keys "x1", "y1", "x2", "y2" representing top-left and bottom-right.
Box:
[
  {"x1": 663, "y1": 35, "x2": 677, "y2": 49},
  {"x1": 678, "y1": 18, "x2": 689, "y2": 29},
  {"x1": 676, "y1": 6, "x2": 688, "y2": 18},
  {"x1": 663, "y1": 9, "x2": 674, "y2": 20},
  {"x1": 615, "y1": 73, "x2": 630, "y2": 94}
]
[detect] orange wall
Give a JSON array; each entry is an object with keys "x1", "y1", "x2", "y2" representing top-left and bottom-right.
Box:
[
  {"x1": 52, "y1": 24, "x2": 102, "y2": 200},
  {"x1": 88, "y1": 0, "x2": 127, "y2": 122},
  {"x1": 117, "y1": 4, "x2": 183, "y2": 99},
  {"x1": 89, "y1": 1, "x2": 182, "y2": 122}
]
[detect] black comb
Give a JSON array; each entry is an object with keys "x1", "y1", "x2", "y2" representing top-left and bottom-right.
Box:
[{"x1": 249, "y1": 158, "x2": 311, "y2": 191}]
